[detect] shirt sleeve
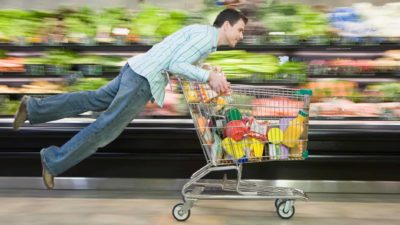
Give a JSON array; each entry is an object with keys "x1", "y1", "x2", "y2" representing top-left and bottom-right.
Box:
[{"x1": 167, "y1": 31, "x2": 212, "y2": 83}]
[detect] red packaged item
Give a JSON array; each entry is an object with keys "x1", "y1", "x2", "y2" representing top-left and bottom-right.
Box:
[
  {"x1": 225, "y1": 120, "x2": 247, "y2": 141},
  {"x1": 247, "y1": 117, "x2": 268, "y2": 141}
]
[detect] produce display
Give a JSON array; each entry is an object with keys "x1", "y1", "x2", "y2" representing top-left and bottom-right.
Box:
[
  {"x1": 310, "y1": 99, "x2": 400, "y2": 118},
  {"x1": 308, "y1": 50, "x2": 400, "y2": 76},
  {"x1": 329, "y1": 3, "x2": 400, "y2": 42},
  {"x1": 0, "y1": 78, "x2": 181, "y2": 116},
  {"x1": 302, "y1": 80, "x2": 400, "y2": 118},
  {"x1": 0, "y1": 80, "x2": 65, "y2": 94},
  {"x1": 205, "y1": 50, "x2": 306, "y2": 82},
  {"x1": 0, "y1": 2, "x2": 399, "y2": 120},
  {"x1": 0, "y1": 54, "x2": 25, "y2": 73},
  {"x1": 130, "y1": 5, "x2": 188, "y2": 43},
  {"x1": 0, "y1": 50, "x2": 125, "y2": 75},
  {"x1": 0, "y1": 5, "x2": 188, "y2": 45},
  {"x1": 260, "y1": 3, "x2": 330, "y2": 44},
  {"x1": 0, "y1": 2, "x2": 399, "y2": 45}
]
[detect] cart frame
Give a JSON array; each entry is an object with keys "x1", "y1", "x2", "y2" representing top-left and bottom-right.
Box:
[{"x1": 170, "y1": 74, "x2": 312, "y2": 221}]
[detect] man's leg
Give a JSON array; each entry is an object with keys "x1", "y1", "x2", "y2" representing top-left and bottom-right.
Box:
[
  {"x1": 26, "y1": 65, "x2": 132, "y2": 125},
  {"x1": 40, "y1": 68, "x2": 152, "y2": 178}
]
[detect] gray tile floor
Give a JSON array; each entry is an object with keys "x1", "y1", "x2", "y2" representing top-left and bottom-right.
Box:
[{"x1": 0, "y1": 189, "x2": 399, "y2": 225}]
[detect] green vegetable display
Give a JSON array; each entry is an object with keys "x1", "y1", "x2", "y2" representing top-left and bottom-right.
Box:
[
  {"x1": 261, "y1": 3, "x2": 330, "y2": 42},
  {"x1": 366, "y1": 83, "x2": 400, "y2": 101},
  {"x1": 68, "y1": 78, "x2": 110, "y2": 92},
  {"x1": 205, "y1": 50, "x2": 306, "y2": 82},
  {"x1": 0, "y1": 98, "x2": 19, "y2": 115},
  {"x1": 130, "y1": 5, "x2": 188, "y2": 42}
]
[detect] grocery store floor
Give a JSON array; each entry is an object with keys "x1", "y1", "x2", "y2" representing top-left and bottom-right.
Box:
[{"x1": 0, "y1": 189, "x2": 399, "y2": 225}]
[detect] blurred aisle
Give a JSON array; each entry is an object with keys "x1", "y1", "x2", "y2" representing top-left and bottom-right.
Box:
[{"x1": 0, "y1": 190, "x2": 399, "y2": 225}]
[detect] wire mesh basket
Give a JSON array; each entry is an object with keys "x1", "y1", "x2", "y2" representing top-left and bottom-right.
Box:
[{"x1": 178, "y1": 77, "x2": 312, "y2": 166}]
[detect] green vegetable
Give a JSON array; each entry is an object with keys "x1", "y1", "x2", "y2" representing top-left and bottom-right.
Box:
[
  {"x1": 261, "y1": 3, "x2": 330, "y2": 40},
  {"x1": 130, "y1": 5, "x2": 187, "y2": 41},
  {"x1": 68, "y1": 78, "x2": 110, "y2": 92}
]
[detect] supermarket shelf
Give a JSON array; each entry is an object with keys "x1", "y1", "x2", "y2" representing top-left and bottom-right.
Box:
[
  {"x1": 1, "y1": 43, "x2": 400, "y2": 53},
  {"x1": 0, "y1": 77, "x2": 65, "y2": 85},
  {"x1": 233, "y1": 44, "x2": 400, "y2": 53},
  {"x1": 308, "y1": 76, "x2": 399, "y2": 83},
  {"x1": 293, "y1": 51, "x2": 387, "y2": 58},
  {"x1": 0, "y1": 73, "x2": 398, "y2": 82},
  {"x1": 229, "y1": 79, "x2": 303, "y2": 86},
  {"x1": 0, "y1": 73, "x2": 117, "y2": 78},
  {"x1": 0, "y1": 43, "x2": 153, "y2": 52},
  {"x1": 0, "y1": 93, "x2": 60, "y2": 96},
  {"x1": 1, "y1": 117, "x2": 398, "y2": 128}
]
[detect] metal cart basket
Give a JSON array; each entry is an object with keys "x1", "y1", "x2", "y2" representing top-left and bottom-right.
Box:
[{"x1": 171, "y1": 75, "x2": 312, "y2": 221}]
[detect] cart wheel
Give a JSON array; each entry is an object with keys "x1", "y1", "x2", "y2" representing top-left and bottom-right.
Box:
[
  {"x1": 172, "y1": 203, "x2": 191, "y2": 222},
  {"x1": 276, "y1": 201, "x2": 295, "y2": 219},
  {"x1": 274, "y1": 199, "x2": 284, "y2": 208}
]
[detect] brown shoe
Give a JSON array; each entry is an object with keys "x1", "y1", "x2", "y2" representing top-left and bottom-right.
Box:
[
  {"x1": 13, "y1": 95, "x2": 30, "y2": 131},
  {"x1": 41, "y1": 158, "x2": 54, "y2": 189}
]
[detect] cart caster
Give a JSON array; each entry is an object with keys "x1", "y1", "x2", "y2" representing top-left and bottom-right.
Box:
[
  {"x1": 276, "y1": 200, "x2": 295, "y2": 219},
  {"x1": 274, "y1": 199, "x2": 284, "y2": 208},
  {"x1": 172, "y1": 203, "x2": 191, "y2": 222}
]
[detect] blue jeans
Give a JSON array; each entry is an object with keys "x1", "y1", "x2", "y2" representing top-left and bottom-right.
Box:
[{"x1": 27, "y1": 64, "x2": 153, "y2": 176}]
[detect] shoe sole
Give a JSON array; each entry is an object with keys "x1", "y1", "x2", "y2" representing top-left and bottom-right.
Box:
[
  {"x1": 13, "y1": 96, "x2": 29, "y2": 130},
  {"x1": 41, "y1": 158, "x2": 54, "y2": 190}
]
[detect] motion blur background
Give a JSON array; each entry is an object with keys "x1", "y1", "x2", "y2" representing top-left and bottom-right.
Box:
[
  {"x1": 0, "y1": 0, "x2": 399, "y2": 119},
  {"x1": 0, "y1": 1, "x2": 399, "y2": 224}
]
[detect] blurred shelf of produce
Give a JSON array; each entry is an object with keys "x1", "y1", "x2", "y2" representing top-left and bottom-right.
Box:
[
  {"x1": 0, "y1": 1, "x2": 399, "y2": 121},
  {"x1": 0, "y1": 2, "x2": 399, "y2": 45}
]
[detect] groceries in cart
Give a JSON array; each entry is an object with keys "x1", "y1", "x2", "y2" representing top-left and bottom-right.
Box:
[{"x1": 184, "y1": 80, "x2": 312, "y2": 166}]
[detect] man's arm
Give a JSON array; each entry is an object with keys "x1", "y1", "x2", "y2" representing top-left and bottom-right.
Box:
[
  {"x1": 168, "y1": 29, "x2": 229, "y2": 93},
  {"x1": 167, "y1": 32, "x2": 211, "y2": 82}
]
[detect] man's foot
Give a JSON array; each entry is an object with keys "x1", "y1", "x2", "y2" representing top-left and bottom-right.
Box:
[
  {"x1": 13, "y1": 95, "x2": 30, "y2": 131},
  {"x1": 41, "y1": 158, "x2": 54, "y2": 189}
]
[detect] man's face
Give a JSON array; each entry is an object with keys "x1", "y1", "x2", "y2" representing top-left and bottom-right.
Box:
[{"x1": 224, "y1": 19, "x2": 245, "y2": 47}]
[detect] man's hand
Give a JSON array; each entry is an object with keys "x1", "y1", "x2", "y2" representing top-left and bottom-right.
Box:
[
  {"x1": 212, "y1": 66, "x2": 222, "y2": 73},
  {"x1": 208, "y1": 70, "x2": 230, "y2": 94}
]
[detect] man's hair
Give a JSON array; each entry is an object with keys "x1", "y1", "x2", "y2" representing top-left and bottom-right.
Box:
[{"x1": 213, "y1": 8, "x2": 248, "y2": 28}]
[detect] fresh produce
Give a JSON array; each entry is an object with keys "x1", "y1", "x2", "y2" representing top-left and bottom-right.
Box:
[
  {"x1": 0, "y1": 9, "x2": 52, "y2": 43},
  {"x1": 0, "y1": 98, "x2": 20, "y2": 115},
  {"x1": 0, "y1": 51, "x2": 25, "y2": 72},
  {"x1": 130, "y1": 5, "x2": 188, "y2": 42},
  {"x1": 261, "y1": 3, "x2": 330, "y2": 41},
  {"x1": 67, "y1": 78, "x2": 110, "y2": 92},
  {"x1": 24, "y1": 51, "x2": 125, "y2": 75},
  {"x1": 365, "y1": 83, "x2": 400, "y2": 101},
  {"x1": 302, "y1": 81, "x2": 357, "y2": 101},
  {"x1": 310, "y1": 99, "x2": 392, "y2": 117},
  {"x1": 205, "y1": 50, "x2": 305, "y2": 82},
  {"x1": 95, "y1": 8, "x2": 131, "y2": 43}
]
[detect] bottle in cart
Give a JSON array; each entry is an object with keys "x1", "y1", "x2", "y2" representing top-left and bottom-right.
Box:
[{"x1": 282, "y1": 110, "x2": 308, "y2": 148}]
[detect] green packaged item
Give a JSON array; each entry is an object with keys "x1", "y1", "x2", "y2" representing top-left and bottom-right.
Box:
[{"x1": 226, "y1": 108, "x2": 242, "y2": 122}]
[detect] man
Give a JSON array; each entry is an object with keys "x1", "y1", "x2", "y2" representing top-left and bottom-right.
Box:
[{"x1": 13, "y1": 8, "x2": 247, "y2": 189}]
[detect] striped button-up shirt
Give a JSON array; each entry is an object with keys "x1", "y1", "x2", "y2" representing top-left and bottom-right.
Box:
[{"x1": 127, "y1": 24, "x2": 218, "y2": 107}]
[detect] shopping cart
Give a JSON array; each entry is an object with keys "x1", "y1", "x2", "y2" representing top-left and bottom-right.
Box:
[{"x1": 170, "y1": 74, "x2": 312, "y2": 221}]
